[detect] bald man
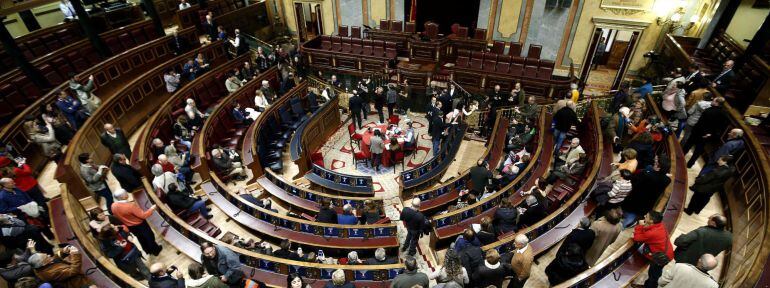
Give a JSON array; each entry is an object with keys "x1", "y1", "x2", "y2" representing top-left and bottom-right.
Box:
[
  {"x1": 658, "y1": 254, "x2": 718, "y2": 288},
  {"x1": 100, "y1": 123, "x2": 131, "y2": 158},
  {"x1": 674, "y1": 214, "x2": 732, "y2": 265},
  {"x1": 708, "y1": 60, "x2": 734, "y2": 94},
  {"x1": 400, "y1": 198, "x2": 426, "y2": 256},
  {"x1": 149, "y1": 262, "x2": 185, "y2": 287}
]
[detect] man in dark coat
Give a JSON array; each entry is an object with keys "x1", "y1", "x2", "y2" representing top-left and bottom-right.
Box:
[
  {"x1": 700, "y1": 128, "x2": 744, "y2": 176},
  {"x1": 316, "y1": 198, "x2": 338, "y2": 224},
  {"x1": 469, "y1": 159, "x2": 492, "y2": 195},
  {"x1": 683, "y1": 97, "x2": 729, "y2": 168},
  {"x1": 684, "y1": 64, "x2": 705, "y2": 95},
  {"x1": 149, "y1": 262, "x2": 185, "y2": 288},
  {"x1": 685, "y1": 155, "x2": 735, "y2": 215},
  {"x1": 707, "y1": 60, "x2": 735, "y2": 95},
  {"x1": 201, "y1": 15, "x2": 217, "y2": 40},
  {"x1": 674, "y1": 214, "x2": 732, "y2": 265},
  {"x1": 458, "y1": 233, "x2": 484, "y2": 277},
  {"x1": 518, "y1": 195, "x2": 546, "y2": 227},
  {"x1": 556, "y1": 217, "x2": 595, "y2": 256},
  {"x1": 100, "y1": 123, "x2": 132, "y2": 159},
  {"x1": 373, "y1": 87, "x2": 386, "y2": 124},
  {"x1": 400, "y1": 198, "x2": 426, "y2": 256},
  {"x1": 552, "y1": 103, "x2": 579, "y2": 152},
  {"x1": 110, "y1": 153, "x2": 142, "y2": 192},
  {"x1": 622, "y1": 156, "x2": 671, "y2": 227},
  {"x1": 348, "y1": 92, "x2": 363, "y2": 129},
  {"x1": 429, "y1": 104, "x2": 448, "y2": 155},
  {"x1": 168, "y1": 30, "x2": 190, "y2": 56}
]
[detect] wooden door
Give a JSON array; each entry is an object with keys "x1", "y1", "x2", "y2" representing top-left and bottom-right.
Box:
[
  {"x1": 611, "y1": 31, "x2": 639, "y2": 90},
  {"x1": 579, "y1": 28, "x2": 602, "y2": 86},
  {"x1": 294, "y1": 2, "x2": 307, "y2": 41},
  {"x1": 606, "y1": 41, "x2": 629, "y2": 69}
]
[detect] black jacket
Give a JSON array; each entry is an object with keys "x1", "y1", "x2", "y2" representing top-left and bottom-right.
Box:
[
  {"x1": 708, "y1": 69, "x2": 734, "y2": 93},
  {"x1": 202, "y1": 20, "x2": 217, "y2": 40},
  {"x1": 623, "y1": 168, "x2": 671, "y2": 215},
  {"x1": 476, "y1": 230, "x2": 496, "y2": 245},
  {"x1": 684, "y1": 71, "x2": 705, "y2": 94},
  {"x1": 545, "y1": 246, "x2": 588, "y2": 286},
  {"x1": 692, "y1": 105, "x2": 728, "y2": 141},
  {"x1": 473, "y1": 262, "x2": 510, "y2": 288},
  {"x1": 167, "y1": 189, "x2": 196, "y2": 210},
  {"x1": 110, "y1": 162, "x2": 143, "y2": 192},
  {"x1": 691, "y1": 165, "x2": 735, "y2": 195},
  {"x1": 674, "y1": 226, "x2": 733, "y2": 265},
  {"x1": 494, "y1": 207, "x2": 518, "y2": 234},
  {"x1": 518, "y1": 203, "x2": 546, "y2": 227},
  {"x1": 168, "y1": 36, "x2": 190, "y2": 56},
  {"x1": 316, "y1": 207, "x2": 338, "y2": 224},
  {"x1": 400, "y1": 207, "x2": 426, "y2": 231},
  {"x1": 348, "y1": 95, "x2": 363, "y2": 113},
  {"x1": 553, "y1": 107, "x2": 579, "y2": 132},
  {"x1": 429, "y1": 116, "x2": 447, "y2": 139},
  {"x1": 556, "y1": 228, "x2": 595, "y2": 256},
  {"x1": 469, "y1": 165, "x2": 492, "y2": 193},
  {"x1": 100, "y1": 129, "x2": 132, "y2": 157},
  {"x1": 459, "y1": 245, "x2": 484, "y2": 276}
]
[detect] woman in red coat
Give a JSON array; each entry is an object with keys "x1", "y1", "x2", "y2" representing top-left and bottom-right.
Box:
[
  {"x1": 633, "y1": 211, "x2": 673, "y2": 288},
  {"x1": 0, "y1": 157, "x2": 48, "y2": 206}
]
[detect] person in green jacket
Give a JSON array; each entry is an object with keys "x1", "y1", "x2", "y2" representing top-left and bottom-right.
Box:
[{"x1": 186, "y1": 262, "x2": 228, "y2": 288}]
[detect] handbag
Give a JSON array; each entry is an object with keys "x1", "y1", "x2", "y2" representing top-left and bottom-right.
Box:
[{"x1": 643, "y1": 238, "x2": 671, "y2": 266}]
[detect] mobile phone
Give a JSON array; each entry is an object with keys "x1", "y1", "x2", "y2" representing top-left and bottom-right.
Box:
[{"x1": 317, "y1": 249, "x2": 324, "y2": 259}]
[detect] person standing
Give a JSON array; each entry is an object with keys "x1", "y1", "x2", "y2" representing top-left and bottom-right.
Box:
[
  {"x1": 386, "y1": 84, "x2": 398, "y2": 118},
  {"x1": 78, "y1": 153, "x2": 113, "y2": 214},
  {"x1": 473, "y1": 249, "x2": 509, "y2": 288},
  {"x1": 429, "y1": 102, "x2": 448, "y2": 156},
  {"x1": 509, "y1": 234, "x2": 533, "y2": 288},
  {"x1": 369, "y1": 130, "x2": 385, "y2": 172},
  {"x1": 111, "y1": 189, "x2": 162, "y2": 256},
  {"x1": 230, "y1": 29, "x2": 249, "y2": 56},
  {"x1": 556, "y1": 217, "x2": 595, "y2": 256},
  {"x1": 658, "y1": 254, "x2": 718, "y2": 288},
  {"x1": 110, "y1": 154, "x2": 143, "y2": 192},
  {"x1": 699, "y1": 128, "x2": 744, "y2": 176},
  {"x1": 373, "y1": 87, "x2": 386, "y2": 124},
  {"x1": 400, "y1": 198, "x2": 426, "y2": 256},
  {"x1": 585, "y1": 208, "x2": 623, "y2": 266},
  {"x1": 633, "y1": 211, "x2": 673, "y2": 288},
  {"x1": 674, "y1": 214, "x2": 732, "y2": 265},
  {"x1": 200, "y1": 243, "x2": 244, "y2": 286},
  {"x1": 622, "y1": 157, "x2": 671, "y2": 227},
  {"x1": 69, "y1": 73, "x2": 100, "y2": 115},
  {"x1": 469, "y1": 159, "x2": 492, "y2": 196},
  {"x1": 348, "y1": 92, "x2": 363, "y2": 129},
  {"x1": 552, "y1": 102, "x2": 579, "y2": 153},
  {"x1": 55, "y1": 90, "x2": 83, "y2": 130},
  {"x1": 685, "y1": 155, "x2": 735, "y2": 215},
  {"x1": 707, "y1": 60, "x2": 734, "y2": 95},
  {"x1": 100, "y1": 123, "x2": 131, "y2": 159}
]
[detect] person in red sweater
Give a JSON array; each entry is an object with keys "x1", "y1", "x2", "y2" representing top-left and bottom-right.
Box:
[
  {"x1": 0, "y1": 157, "x2": 48, "y2": 206},
  {"x1": 110, "y1": 188, "x2": 163, "y2": 256},
  {"x1": 633, "y1": 210, "x2": 673, "y2": 288}
]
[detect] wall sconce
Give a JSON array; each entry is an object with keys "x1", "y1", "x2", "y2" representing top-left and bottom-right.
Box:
[{"x1": 655, "y1": 0, "x2": 695, "y2": 32}]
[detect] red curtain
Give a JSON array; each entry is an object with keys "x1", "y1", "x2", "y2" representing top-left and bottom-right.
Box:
[{"x1": 409, "y1": 0, "x2": 417, "y2": 22}]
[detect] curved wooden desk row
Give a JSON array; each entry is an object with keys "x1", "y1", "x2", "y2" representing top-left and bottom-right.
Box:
[
  {"x1": 134, "y1": 178, "x2": 404, "y2": 287},
  {"x1": 1, "y1": 27, "x2": 199, "y2": 171},
  {"x1": 482, "y1": 102, "x2": 605, "y2": 256},
  {"x1": 307, "y1": 164, "x2": 375, "y2": 194},
  {"x1": 258, "y1": 168, "x2": 378, "y2": 215},
  {"x1": 300, "y1": 36, "x2": 393, "y2": 75},
  {"x1": 203, "y1": 174, "x2": 399, "y2": 250},
  {"x1": 662, "y1": 34, "x2": 770, "y2": 287},
  {"x1": 429, "y1": 109, "x2": 550, "y2": 245},
  {"x1": 554, "y1": 95, "x2": 688, "y2": 287},
  {"x1": 290, "y1": 93, "x2": 341, "y2": 175},
  {"x1": 56, "y1": 188, "x2": 147, "y2": 287},
  {"x1": 176, "y1": 0, "x2": 247, "y2": 29},
  {"x1": 412, "y1": 115, "x2": 508, "y2": 215},
  {"x1": 401, "y1": 123, "x2": 468, "y2": 191},
  {"x1": 133, "y1": 52, "x2": 252, "y2": 178},
  {"x1": 0, "y1": 19, "x2": 162, "y2": 124},
  {"x1": 450, "y1": 64, "x2": 571, "y2": 99},
  {"x1": 0, "y1": 21, "x2": 83, "y2": 74},
  {"x1": 56, "y1": 41, "x2": 228, "y2": 200}
]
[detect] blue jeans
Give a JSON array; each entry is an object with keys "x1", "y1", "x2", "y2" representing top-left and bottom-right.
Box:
[
  {"x1": 622, "y1": 211, "x2": 637, "y2": 228},
  {"x1": 432, "y1": 137, "x2": 442, "y2": 157},
  {"x1": 188, "y1": 199, "x2": 209, "y2": 218},
  {"x1": 553, "y1": 129, "x2": 568, "y2": 152}
]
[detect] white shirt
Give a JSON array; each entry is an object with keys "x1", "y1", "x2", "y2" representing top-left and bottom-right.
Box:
[
  {"x1": 184, "y1": 104, "x2": 204, "y2": 119},
  {"x1": 254, "y1": 95, "x2": 269, "y2": 108},
  {"x1": 60, "y1": 1, "x2": 76, "y2": 19},
  {"x1": 516, "y1": 244, "x2": 529, "y2": 254},
  {"x1": 178, "y1": 2, "x2": 191, "y2": 10},
  {"x1": 230, "y1": 35, "x2": 241, "y2": 47},
  {"x1": 152, "y1": 171, "x2": 180, "y2": 192}
]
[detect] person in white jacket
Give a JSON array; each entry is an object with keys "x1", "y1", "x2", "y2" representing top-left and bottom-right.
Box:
[{"x1": 658, "y1": 254, "x2": 718, "y2": 288}]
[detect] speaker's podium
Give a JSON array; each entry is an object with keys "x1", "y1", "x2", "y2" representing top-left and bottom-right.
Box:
[{"x1": 397, "y1": 61, "x2": 434, "y2": 112}]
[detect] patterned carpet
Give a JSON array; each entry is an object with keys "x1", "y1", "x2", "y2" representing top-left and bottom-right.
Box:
[
  {"x1": 584, "y1": 67, "x2": 617, "y2": 96},
  {"x1": 317, "y1": 113, "x2": 433, "y2": 178}
]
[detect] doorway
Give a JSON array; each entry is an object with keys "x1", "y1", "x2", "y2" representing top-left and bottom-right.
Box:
[
  {"x1": 582, "y1": 28, "x2": 640, "y2": 95},
  {"x1": 293, "y1": 2, "x2": 323, "y2": 42}
]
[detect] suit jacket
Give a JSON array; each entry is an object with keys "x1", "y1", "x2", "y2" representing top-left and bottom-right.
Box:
[
  {"x1": 316, "y1": 207, "x2": 338, "y2": 224},
  {"x1": 110, "y1": 162, "x2": 142, "y2": 191},
  {"x1": 556, "y1": 228, "x2": 595, "y2": 256},
  {"x1": 585, "y1": 217, "x2": 622, "y2": 266},
  {"x1": 674, "y1": 226, "x2": 732, "y2": 265},
  {"x1": 623, "y1": 168, "x2": 670, "y2": 215},
  {"x1": 690, "y1": 165, "x2": 734, "y2": 195},
  {"x1": 518, "y1": 203, "x2": 545, "y2": 227},
  {"x1": 80, "y1": 163, "x2": 107, "y2": 192},
  {"x1": 202, "y1": 20, "x2": 217, "y2": 40},
  {"x1": 348, "y1": 95, "x2": 363, "y2": 113},
  {"x1": 658, "y1": 263, "x2": 717, "y2": 288},
  {"x1": 708, "y1": 69, "x2": 734, "y2": 93},
  {"x1": 510, "y1": 246, "x2": 534, "y2": 280},
  {"x1": 472, "y1": 262, "x2": 510, "y2": 288},
  {"x1": 169, "y1": 36, "x2": 189, "y2": 55},
  {"x1": 692, "y1": 106, "x2": 728, "y2": 140},
  {"x1": 429, "y1": 116, "x2": 447, "y2": 139},
  {"x1": 100, "y1": 129, "x2": 132, "y2": 157},
  {"x1": 34, "y1": 253, "x2": 93, "y2": 288},
  {"x1": 684, "y1": 71, "x2": 705, "y2": 94},
  {"x1": 400, "y1": 207, "x2": 425, "y2": 231}
]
